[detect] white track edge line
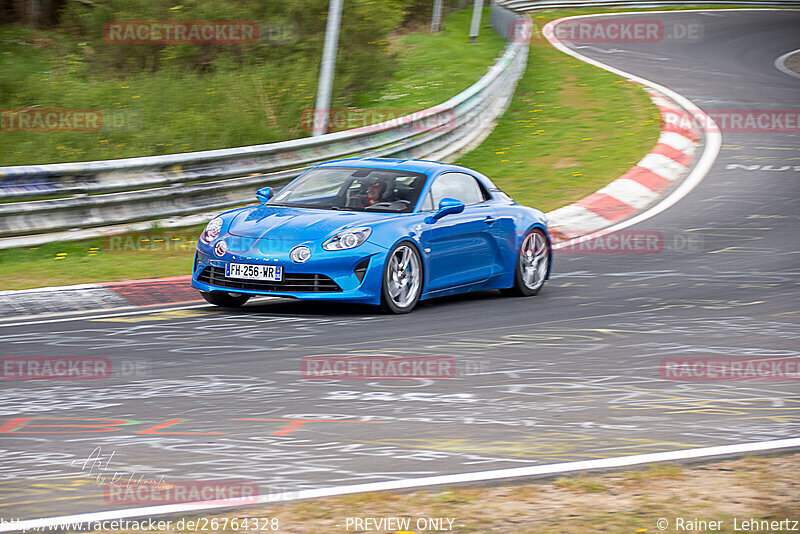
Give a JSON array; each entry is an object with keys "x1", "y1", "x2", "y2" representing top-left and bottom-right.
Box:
[
  {"x1": 3, "y1": 438, "x2": 799, "y2": 533},
  {"x1": 540, "y1": 10, "x2": 723, "y2": 249},
  {"x1": 0, "y1": 303, "x2": 212, "y2": 327},
  {"x1": 0, "y1": 283, "x2": 103, "y2": 295},
  {"x1": 0, "y1": 297, "x2": 279, "y2": 327}
]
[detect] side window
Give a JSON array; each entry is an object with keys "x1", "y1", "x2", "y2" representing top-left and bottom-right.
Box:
[{"x1": 430, "y1": 173, "x2": 485, "y2": 206}]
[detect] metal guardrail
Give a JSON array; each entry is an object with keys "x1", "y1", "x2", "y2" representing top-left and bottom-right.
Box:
[
  {"x1": 0, "y1": 2, "x2": 530, "y2": 240},
  {"x1": 500, "y1": 0, "x2": 800, "y2": 10}
]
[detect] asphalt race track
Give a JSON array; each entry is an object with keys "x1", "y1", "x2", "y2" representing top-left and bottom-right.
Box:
[{"x1": 1, "y1": 9, "x2": 799, "y2": 523}]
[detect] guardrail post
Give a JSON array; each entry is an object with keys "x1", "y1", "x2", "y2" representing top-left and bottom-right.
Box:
[
  {"x1": 469, "y1": 0, "x2": 485, "y2": 42},
  {"x1": 431, "y1": 0, "x2": 444, "y2": 33},
  {"x1": 312, "y1": 0, "x2": 344, "y2": 137}
]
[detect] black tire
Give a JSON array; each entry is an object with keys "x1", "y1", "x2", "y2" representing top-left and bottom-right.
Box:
[
  {"x1": 501, "y1": 228, "x2": 550, "y2": 297},
  {"x1": 199, "y1": 291, "x2": 251, "y2": 308},
  {"x1": 380, "y1": 242, "x2": 423, "y2": 314}
]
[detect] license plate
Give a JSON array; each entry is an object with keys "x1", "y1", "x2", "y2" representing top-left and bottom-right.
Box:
[{"x1": 225, "y1": 263, "x2": 283, "y2": 281}]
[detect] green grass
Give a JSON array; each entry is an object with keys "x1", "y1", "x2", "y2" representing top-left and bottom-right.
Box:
[
  {"x1": 0, "y1": 224, "x2": 203, "y2": 290},
  {"x1": 456, "y1": 9, "x2": 661, "y2": 212},
  {"x1": 0, "y1": 9, "x2": 504, "y2": 167},
  {"x1": 0, "y1": 23, "x2": 317, "y2": 165},
  {"x1": 355, "y1": 9, "x2": 507, "y2": 112}
]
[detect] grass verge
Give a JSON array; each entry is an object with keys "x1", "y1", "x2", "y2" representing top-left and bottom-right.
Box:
[
  {"x1": 0, "y1": 9, "x2": 505, "y2": 167},
  {"x1": 0, "y1": 225, "x2": 203, "y2": 291},
  {"x1": 85, "y1": 453, "x2": 800, "y2": 533},
  {"x1": 354, "y1": 9, "x2": 507, "y2": 112}
]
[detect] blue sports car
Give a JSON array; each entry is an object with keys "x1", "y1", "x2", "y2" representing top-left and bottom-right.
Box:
[{"x1": 191, "y1": 158, "x2": 551, "y2": 313}]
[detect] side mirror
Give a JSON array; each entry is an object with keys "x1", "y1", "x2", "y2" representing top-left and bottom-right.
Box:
[
  {"x1": 429, "y1": 197, "x2": 464, "y2": 221},
  {"x1": 256, "y1": 186, "x2": 272, "y2": 204}
]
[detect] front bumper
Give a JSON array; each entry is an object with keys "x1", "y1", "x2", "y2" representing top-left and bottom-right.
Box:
[{"x1": 191, "y1": 237, "x2": 388, "y2": 305}]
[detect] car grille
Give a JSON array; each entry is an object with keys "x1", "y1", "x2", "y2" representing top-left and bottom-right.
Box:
[{"x1": 198, "y1": 266, "x2": 342, "y2": 293}]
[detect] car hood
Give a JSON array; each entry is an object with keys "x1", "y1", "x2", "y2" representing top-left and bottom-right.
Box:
[{"x1": 226, "y1": 205, "x2": 378, "y2": 241}]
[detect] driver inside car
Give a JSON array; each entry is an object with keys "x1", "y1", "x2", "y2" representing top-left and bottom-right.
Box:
[
  {"x1": 366, "y1": 181, "x2": 385, "y2": 206},
  {"x1": 349, "y1": 180, "x2": 386, "y2": 208}
]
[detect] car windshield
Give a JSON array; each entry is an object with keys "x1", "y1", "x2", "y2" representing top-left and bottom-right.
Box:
[{"x1": 267, "y1": 166, "x2": 427, "y2": 213}]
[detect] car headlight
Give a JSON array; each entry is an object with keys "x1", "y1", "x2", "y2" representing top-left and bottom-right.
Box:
[
  {"x1": 322, "y1": 227, "x2": 371, "y2": 251},
  {"x1": 201, "y1": 217, "x2": 223, "y2": 244},
  {"x1": 214, "y1": 239, "x2": 228, "y2": 257},
  {"x1": 290, "y1": 245, "x2": 312, "y2": 263}
]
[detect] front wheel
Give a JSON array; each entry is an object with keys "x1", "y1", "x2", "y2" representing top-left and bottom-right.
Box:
[
  {"x1": 199, "y1": 291, "x2": 251, "y2": 308},
  {"x1": 380, "y1": 242, "x2": 423, "y2": 314},
  {"x1": 502, "y1": 229, "x2": 550, "y2": 297}
]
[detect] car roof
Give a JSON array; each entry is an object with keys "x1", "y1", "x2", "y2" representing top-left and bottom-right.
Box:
[{"x1": 316, "y1": 157, "x2": 473, "y2": 176}]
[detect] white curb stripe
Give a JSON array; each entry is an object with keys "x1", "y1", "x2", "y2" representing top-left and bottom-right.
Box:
[
  {"x1": 597, "y1": 178, "x2": 660, "y2": 209},
  {"x1": 658, "y1": 131, "x2": 697, "y2": 153},
  {"x1": 637, "y1": 152, "x2": 688, "y2": 181},
  {"x1": 3, "y1": 438, "x2": 798, "y2": 533},
  {"x1": 661, "y1": 109, "x2": 699, "y2": 136},
  {"x1": 547, "y1": 204, "x2": 613, "y2": 236},
  {"x1": 649, "y1": 96, "x2": 682, "y2": 111}
]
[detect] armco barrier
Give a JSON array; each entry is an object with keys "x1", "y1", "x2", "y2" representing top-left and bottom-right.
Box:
[
  {"x1": 0, "y1": 3, "x2": 529, "y2": 241},
  {"x1": 501, "y1": 0, "x2": 800, "y2": 8}
]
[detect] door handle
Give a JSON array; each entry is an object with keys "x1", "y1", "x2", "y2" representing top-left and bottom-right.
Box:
[{"x1": 483, "y1": 216, "x2": 498, "y2": 224}]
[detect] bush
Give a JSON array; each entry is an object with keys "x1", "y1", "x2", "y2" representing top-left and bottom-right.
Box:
[{"x1": 56, "y1": 0, "x2": 406, "y2": 100}]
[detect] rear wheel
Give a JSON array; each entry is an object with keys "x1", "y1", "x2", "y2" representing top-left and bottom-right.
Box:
[
  {"x1": 502, "y1": 229, "x2": 550, "y2": 297},
  {"x1": 200, "y1": 291, "x2": 251, "y2": 308},
  {"x1": 380, "y1": 242, "x2": 423, "y2": 314}
]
